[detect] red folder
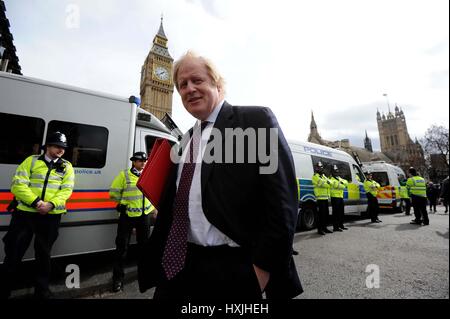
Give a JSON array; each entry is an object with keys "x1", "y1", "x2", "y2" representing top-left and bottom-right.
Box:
[{"x1": 137, "y1": 138, "x2": 174, "y2": 210}]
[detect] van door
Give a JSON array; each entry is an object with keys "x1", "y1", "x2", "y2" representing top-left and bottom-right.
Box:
[{"x1": 351, "y1": 164, "x2": 368, "y2": 214}]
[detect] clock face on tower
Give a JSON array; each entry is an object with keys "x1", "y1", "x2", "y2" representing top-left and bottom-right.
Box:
[{"x1": 154, "y1": 65, "x2": 170, "y2": 81}]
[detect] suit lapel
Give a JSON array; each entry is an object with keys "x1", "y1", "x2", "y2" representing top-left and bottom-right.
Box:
[{"x1": 201, "y1": 101, "x2": 234, "y2": 193}]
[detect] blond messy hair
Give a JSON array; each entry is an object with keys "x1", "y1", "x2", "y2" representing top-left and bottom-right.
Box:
[{"x1": 173, "y1": 51, "x2": 226, "y2": 96}]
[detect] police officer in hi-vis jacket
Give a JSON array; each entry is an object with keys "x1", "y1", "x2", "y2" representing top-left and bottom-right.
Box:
[
  {"x1": 329, "y1": 165, "x2": 349, "y2": 231},
  {"x1": 312, "y1": 161, "x2": 332, "y2": 235},
  {"x1": 1, "y1": 132, "x2": 75, "y2": 299},
  {"x1": 109, "y1": 152, "x2": 156, "y2": 292},
  {"x1": 364, "y1": 172, "x2": 382, "y2": 223}
]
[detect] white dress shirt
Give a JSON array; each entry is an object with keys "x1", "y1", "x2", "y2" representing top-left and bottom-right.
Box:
[{"x1": 176, "y1": 100, "x2": 239, "y2": 247}]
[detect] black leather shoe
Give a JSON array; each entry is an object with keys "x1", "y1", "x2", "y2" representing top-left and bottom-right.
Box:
[
  {"x1": 410, "y1": 220, "x2": 422, "y2": 225},
  {"x1": 422, "y1": 221, "x2": 429, "y2": 226},
  {"x1": 323, "y1": 228, "x2": 333, "y2": 233},
  {"x1": 317, "y1": 230, "x2": 326, "y2": 235},
  {"x1": 376, "y1": 219, "x2": 382, "y2": 223},
  {"x1": 333, "y1": 227, "x2": 343, "y2": 232},
  {"x1": 340, "y1": 226, "x2": 348, "y2": 230},
  {"x1": 292, "y1": 250, "x2": 299, "y2": 255},
  {"x1": 112, "y1": 280, "x2": 123, "y2": 293}
]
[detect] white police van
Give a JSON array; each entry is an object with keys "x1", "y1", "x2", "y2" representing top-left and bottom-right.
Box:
[
  {"x1": 361, "y1": 161, "x2": 406, "y2": 211},
  {"x1": 289, "y1": 140, "x2": 369, "y2": 230},
  {"x1": 0, "y1": 72, "x2": 179, "y2": 262}
]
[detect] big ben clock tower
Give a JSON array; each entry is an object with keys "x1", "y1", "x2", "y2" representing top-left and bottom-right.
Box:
[{"x1": 140, "y1": 17, "x2": 174, "y2": 119}]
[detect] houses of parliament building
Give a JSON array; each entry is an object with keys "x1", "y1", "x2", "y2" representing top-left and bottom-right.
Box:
[{"x1": 308, "y1": 105, "x2": 426, "y2": 175}]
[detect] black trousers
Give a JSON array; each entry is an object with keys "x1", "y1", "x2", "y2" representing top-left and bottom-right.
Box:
[
  {"x1": 402, "y1": 198, "x2": 411, "y2": 214},
  {"x1": 428, "y1": 197, "x2": 437, "y2": 212},
  {"x1": 316, "y1": 199, "x2": 330, "y2": 231},
  {"x1": 1, "y1": 211, "x2": 61, "y2": 296},
  {"x1": 113, "y1": 213, "x2": 151, "y2": 281},
  {"x1": 367, "y1": 193, "x2": 379, "y2": 222},
  {"x1": 412, "y1": 195, "x2": 428, "y2": 223},
  {"x1": 153, "y1": 243, "x2": 262, "y2": 300},
  {"x1": 331, "y1": 197, "x2": 345, "y2": 229}
]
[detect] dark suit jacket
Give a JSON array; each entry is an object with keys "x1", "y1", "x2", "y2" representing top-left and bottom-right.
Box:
[{"x1": 138, "y1": 101, "x2": 303, "y2": 298}]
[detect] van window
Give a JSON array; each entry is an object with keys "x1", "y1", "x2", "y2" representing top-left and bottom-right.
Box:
[
  {"x1": 372, "y1": 172, "x2": 389, "y2": 186},
  {"x1": 352, "y1": 164, "x2": 366, "y2": 182},
  {"x1": 145, "y1": 136, "x2": 158, "y2": 156},
  {"x1": 0, "y1": 112, "x2": 45, "y2": 164},
  {"x1": 311, "y1": 155, "x2": 351, "y2": 181},
  {"x1": 145, "y1": 135, "x2": 176, "y2": 158},
  {"x1": 48, "y1": 121, "x2": 108, "y2": 168},
  {"x1": 292, "y1": 152, "x2": 313, "y2": 178}
]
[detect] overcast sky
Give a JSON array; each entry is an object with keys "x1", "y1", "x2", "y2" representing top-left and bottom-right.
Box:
[{"x1": 5, "y1": 0, "x2": 449, "y2": 151}]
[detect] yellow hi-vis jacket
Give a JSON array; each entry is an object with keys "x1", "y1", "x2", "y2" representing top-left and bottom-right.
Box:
[
  {"x1": 406, "y1": 176, "x2": 427, "y2": 197},
  {"x1": 330, "y1": 176, "x2": 348, "y2": 198},
  {"x1": 364, "y1": 179, "x2": 380, "y2": 197},
  {"x1": 399, "y1": 185, "x2": 409, "y2": 199},
  {"x1": 11, "y1": 155, "x2": 75, "y2": 214},
  {"x1": 312, "y1": 173, "x2": 330, "y2": 200},
  {"x1": 109, "y1": 169, "x2": 155, "y2": 217}
]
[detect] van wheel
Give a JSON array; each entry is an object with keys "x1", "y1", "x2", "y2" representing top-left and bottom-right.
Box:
[{"x1": 298, "y1": 205, "x2": 316, "y2": 230}]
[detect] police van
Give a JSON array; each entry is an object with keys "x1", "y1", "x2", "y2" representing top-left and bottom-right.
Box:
[
  {"x1": 0, "y1": 72, "x2": 179, "y2": 262},
  {"x1": 361, "y1": 161, "x2": 406, "y2": 211},
  {"x1": 289, "y1": 140, "x2": 368, "y2": 230}
]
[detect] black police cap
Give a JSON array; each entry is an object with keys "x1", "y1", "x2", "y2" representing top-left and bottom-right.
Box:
[{"x1": 130, "y1": 152, "x2": 148, "y2": 161}]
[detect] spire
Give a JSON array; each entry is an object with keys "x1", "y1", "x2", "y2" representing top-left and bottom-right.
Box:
[
  {"x1": 150, "y1": 15, "x2": 172, "y2": 59},
  {"x1": 157, "y1": 14, "x2": 167, "y2": 39},
  {"x1": 310, "y1": 111, "x2": 317, "y2": 129},
  {"x1": 364, "y1": 129, "x2": 373, "y2": 153},
  {"x1": 308, "y1": 110, "x2": 322, "y2": 144}
]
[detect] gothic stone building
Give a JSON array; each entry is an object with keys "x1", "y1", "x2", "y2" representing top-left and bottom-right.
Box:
[
  {"x1": 308, "y1": 112, "x2": 392, "y2": 164},
  {"x1": 308, "y1": 106, "x2": 426, "y2": 175},
  {"x1": 376, "y1": 105, "x2": 426, "y2": 175},
  {"x1": 0, "y1": 0, "x2": 22, "y2": 74}
]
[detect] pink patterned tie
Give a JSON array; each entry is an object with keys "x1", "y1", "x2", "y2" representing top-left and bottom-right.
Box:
[{"x1": 162, "y1": 121, "x2": 208, "y2": 280}]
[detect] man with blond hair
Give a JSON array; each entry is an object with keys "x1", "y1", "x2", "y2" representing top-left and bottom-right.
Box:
[{"x1": 138, "y1": 51, "x2": 303, "y2": 299}]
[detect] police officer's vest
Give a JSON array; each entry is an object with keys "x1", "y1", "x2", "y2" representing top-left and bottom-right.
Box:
[
  {"x1": 330, "y1": 176, "x2": 348, "y2": 198},
  {"x1": 406, "y1": 176, "x2": 427, "y2": 197},
  {"x1": 11, "y1": 155, "x2": 75, "y2": 214},
  {"x1": 312, "y1": 173, "x2": 330, "y2": 200},
  {"x1": 364, "y1": 179, "x2": 380, "y2": 197},
  {"x1": 109, "y1": 169, "x2": 155, "y2": 217},
  {"x1": 399, "y1": 185, "x2": 409, "y2": 199}
]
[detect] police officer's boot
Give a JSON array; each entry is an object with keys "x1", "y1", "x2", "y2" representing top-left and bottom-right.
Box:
[{"x1": 112, "y1": 279, "x2": 123, "y2": 292}]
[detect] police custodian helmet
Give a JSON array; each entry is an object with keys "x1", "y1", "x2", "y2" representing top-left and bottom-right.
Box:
[
  {"x1": 45, "y1": 131, "x2": 68, "y2": 148},
  {"x1": 130, "y1": 152, "x2": 148, "y2": 161}
]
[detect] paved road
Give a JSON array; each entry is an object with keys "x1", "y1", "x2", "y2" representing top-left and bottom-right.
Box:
[
  {"x1": 8, "y1": 206, "x2": 449, "y2": 299},
  {"x1": 294, "y1": 206, "x2": 449, "y2": 299}
]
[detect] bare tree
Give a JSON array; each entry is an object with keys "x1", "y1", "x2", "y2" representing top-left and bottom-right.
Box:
[{"x1": 421, "y1": 125, "x2": 449, "y2": 181}]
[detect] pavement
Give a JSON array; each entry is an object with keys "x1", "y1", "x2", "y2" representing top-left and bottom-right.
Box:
[{"x1": 7, "y1": 205, "x2": 449, "y2": 299}]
